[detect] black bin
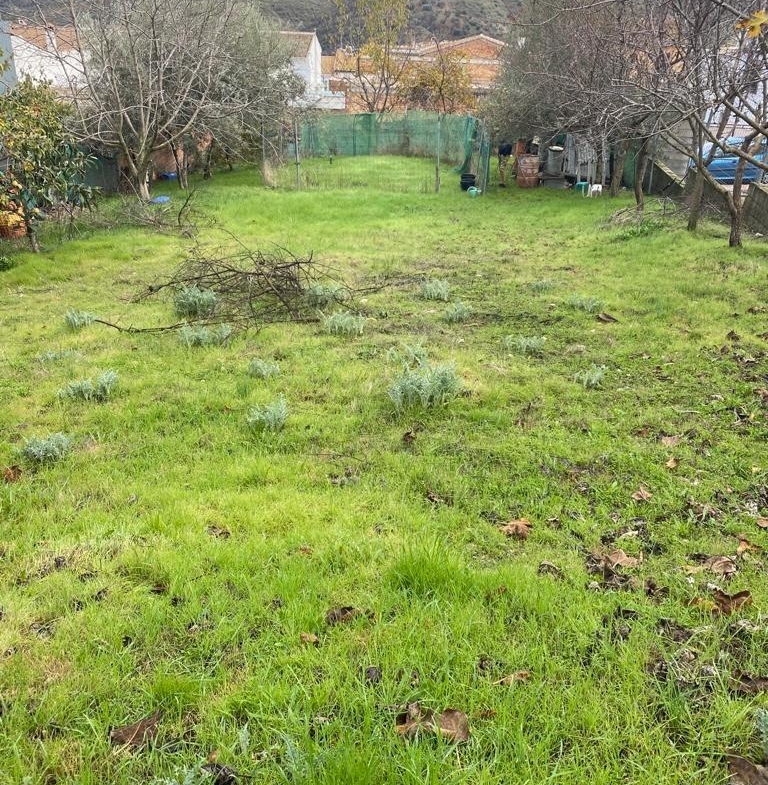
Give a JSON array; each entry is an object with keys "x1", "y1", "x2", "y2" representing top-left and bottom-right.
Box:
[{"x1": 460, "y1": 173, "x2": 476, "y2": 191}]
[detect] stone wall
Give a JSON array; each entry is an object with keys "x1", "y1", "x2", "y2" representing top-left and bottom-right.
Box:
[{"x1": 744, "y1": 183, "x2": 768, "y2": 235}]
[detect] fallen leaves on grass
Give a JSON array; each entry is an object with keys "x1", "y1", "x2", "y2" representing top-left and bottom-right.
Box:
[
  {"x1": 2, "y1": 465, "x2": 21, "y2": 483},
  {"x1": 704, "y1": 555, "x2": 738, "y2": 577},
  {"x1": 631, "y1": 486, "x2": 653, "y2": 502},
  {"x1": 603, "y1": 549, "x2": 643, "y2": 568},
  {"x1": 537, "y1": 561, "x2": 564, "y2": 578},
  {"x1": 205, "y1": 525, "x2": 231, "y2": 539},
  {"x1": 661, "y1": 435, "x2": 682, "y2": 447},
  {"x1": 201, "y1": 761, "x2": 240, "y2": 784},
  {"x1": 493, "y1": 670, "x2": 531, "y2": 686},
  {"x1": 500, "y1": 519, "x2": 532, "y2": 540},
  {"x1": 755, "y1": 517, "x2": 768, "y2": 529},
  {"x1": 727, "y1": 756, "x2": 768, "y2": 785},
  {"x1": 712, "y1": 589, "x2": 752, "y2": 615},
  {"x1": 325, "y1": 606, "x2": 372, "y2": 625},
  {"x1": 300, "y1": 632, "x2": 319, "y2": 646},
  {"x1": 109, "y1": 710, "x2": 162, "y2": 748},
  {"x1": 425, "y1": 489, "x2": 451, "y2": 506},
  {"x1": 665, "y1": 457, "x2": 679, "y2": 470},
  {"x1": 729, "y1": 672, "x2": 768, "y2": 694},
  {"x1": 395, "y1": 703, "x2": 469, "y2": 743},
  {"x1": 596, "y1": 312, "x2": 619, "y2": 323},
  {"x1": 657, "y1": 618, "x2": 693, "y2": 643},
  {"x1": 736, "y1": 535, "x2": 762, "y2": 555},
  {"x1": 364, "y1": 666, "x2": 382, "y2": 685},
  {"x1": 402, "y1": 430, "x2": 417, "y2": 447}
]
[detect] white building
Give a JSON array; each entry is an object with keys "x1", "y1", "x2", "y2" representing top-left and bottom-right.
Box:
[
  {"x1": 278, "y1": 31, "x2": 345, "y2": 111},
  {"x1": 1, "y1": 22, "x2": 83, "y2": 92}
]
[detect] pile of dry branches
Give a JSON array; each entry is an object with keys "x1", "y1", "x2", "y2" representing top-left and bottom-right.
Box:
[{"x1": 133, "y1": 242, "x2": 356, "y2": 330}]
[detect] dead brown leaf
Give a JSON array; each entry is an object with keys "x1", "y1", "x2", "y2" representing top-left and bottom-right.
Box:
[
  {"x1": 395, "y1": 703, "x2": 469, "y2": 743},
  {"x1": 704, "y1": 555, "x2": 738, "y2": 577},
  {"x1": 729, "y1": 672, "x2": 768, "y2": 695},
  {"x1": 728, "y1": 755, "x2": 768, "y2": 785},
  {"x1": 756, "y1": 517, "x2": 768, "y2": 529},
  {"x1": 661, "y1": 435, "x2": 682, "y2": 448},
  {"x1": 736, "y1": 535, "x2": 762, "y2": 555},
  {"x1": 665, "y1": 457, "x2": 679, "y2": 470},
  {"x1": 300, "y1": 632, "x2": 319, "y2": 646},
  {"x1": 2, "y1": 465, "x2": 21, "y2": 484},
  {"x1": 596, "y1": 312, "x2": 619, "y2": 323},
  {"x1": 500, "y1": 519, "x2": 532, "y2": 540},
  {"x1": 537, "y1": 561, "x2": 564, "y2": 578},
  {"x1": 605, "y1": 549, "x2": 642, "y2": 568},
  {"x1": 201, "y1": 762, "x2": 240, "y2": 785},
  {"x1": 325, "y1": 606, "x2": 370, "y2": 626},
  {"x1": 631, "y1": 486, "x2": 653, "y2": 502},
  {"x1": 205, "y1": 525, "x2": 230, "y2": 539},
  {"x1": 493, "y1": 670, "x2": 531, "y2": 686},
  {"x1": 109, "y1": 710, "x2": 161, "y2": 747},
  {"x1": 712, "y1": 588, "x2": 752, "y2": 615},
  {"x1": 402, "y1": 430, "x2": 416, "y2": 447}
]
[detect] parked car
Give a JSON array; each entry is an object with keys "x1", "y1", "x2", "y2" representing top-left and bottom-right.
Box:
[{"x1": 699, "y1": 136, "x2": 768, "y2": 184}]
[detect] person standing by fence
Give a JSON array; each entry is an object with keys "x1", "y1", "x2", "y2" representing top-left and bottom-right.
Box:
[{"x1": 498, "y1": 141, "x2": 513, "y2": 187}]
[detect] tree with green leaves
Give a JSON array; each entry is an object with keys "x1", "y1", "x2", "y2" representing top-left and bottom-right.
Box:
[{"x1": 0, "y1": 79, "x2": 93, "y2": 252}]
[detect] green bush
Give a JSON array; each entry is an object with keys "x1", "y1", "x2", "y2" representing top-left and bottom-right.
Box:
[
  {"x1": 57, "y1": 371, "x2": 118, "y2": 402},
  {"x1": 443, "y1": 301, "x2": 472, "y2": 324},
  {"x1": 178, "y1": 324, "x2": 232, "y2": 347},
  {"x1": 248, "y1": 358, "x2": 280, "y2": 379},
  {"x1": 323, "y1": 311, "x2": 365, "y2": 337},
  {"x1": 504, "y1": 335, "x2": 547, "y2": 355},
  {"x1": 21, "y1": 433, "x2": 72, "y2": 464},
  {"x1": 388, "y1": 363, "x2": 461, "y2": 412},
  {"x1": 420, "y1": 279, "x2": 451, "y2": 302},
  {"x1": 574, "y1": 364, "x2": 606, "y2": 389},
  {"x1": 306, "y1": 283, "x2": 349, "y2": 308},
  {"x1": 64, "y1": 309, "x2": 96, "y2": 330},
  {"x1": 568, "y1": 295, "x2": 604, "y2": 313},
  {"x1": 173, "y1": 286, "x2": 217, "y2": 318},
  {"x1": 247, "y1": 395, "x2": 288, "y2": 432}
]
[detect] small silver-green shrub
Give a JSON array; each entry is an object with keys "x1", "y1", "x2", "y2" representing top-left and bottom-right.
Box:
[
  {"x1": 756, "y1": 708, "x2": 768, "y2": 758},
  {"x1": 36, "y1": 349, "x2": 75, "y2": 363},
  {"x1": 528, "y1": 279, "x2": 554, "y2": 292},
  {"x1": 574, "y1": 364, "x2": 606, "y2": 389},
  {"x1": 64, "y1": 309, "x2": 96, "y2": 330},
  {"x1": 58, "y1": 370, "x2": 118, "y2": 402},
  {"x1": 247, "y1": 395, "x2": 288, "y2": 432},
  {"x1": 323, "y1": 311, "x2": 365, "y2": 337},
  {"x1": 173, "y1": 286, "x2": 217, "y2": 318},
  {"x1": 387, "y1": 343, "x2": 428, "y2": 368},
  {"x1": 178, "y1": 324, "x2": 232, "y2": 347},
  {"x1": 444, "y1": 301, "x2": 472, "y2": 324},
  {"x1": 421, "y1": 279, "x2": 451, "y2": 302},
  {"x1": 388, "y1": 364, "x2": 461, "y2": 412},
  {"x1": 21, "y1": 433, "x2": 72, "y2": 464},
  {"x1": 568, "y1": 295, "x2": 604, "y2": 313},
  {"x1": 248, "y1": 358, "x2": 280, "y2": 379},
  {"x1": 306, "y1": 283, "x2": 349, "y2": 308},
  {"x1": 504, "y1": 335, "x2": 547, "y2": 355}
]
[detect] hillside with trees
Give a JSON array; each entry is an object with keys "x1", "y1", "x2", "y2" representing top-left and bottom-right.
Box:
[{"x1": 5, "y1": 0, "x2": 520, "y2": 46}]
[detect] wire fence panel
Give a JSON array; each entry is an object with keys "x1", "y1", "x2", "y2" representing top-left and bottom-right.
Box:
[{"x1": 264, "y1": 111, "x2": 488, "y2": 194}]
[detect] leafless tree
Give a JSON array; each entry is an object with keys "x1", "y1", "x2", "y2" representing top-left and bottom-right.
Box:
[
  {"x1": 489, "y1": 0, "x2": 768, "y2": 243},
  {"x1": 38, "y1": 0, "x2": 299, "y2": 200}
]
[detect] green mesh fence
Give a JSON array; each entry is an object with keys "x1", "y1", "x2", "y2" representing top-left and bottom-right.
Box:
[{"x1": 265, "y1": 111, "x2": 488, "y2": 194}]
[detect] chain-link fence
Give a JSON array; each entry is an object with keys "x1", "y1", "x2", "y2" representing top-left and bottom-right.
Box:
[{"x1": 263, "y1": 111, "x2": 490, "y2": 195}]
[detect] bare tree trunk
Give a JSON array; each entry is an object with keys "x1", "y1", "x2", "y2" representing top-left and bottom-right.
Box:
[
  {"x1": 170, "y1": 140, "x2": 188, "y2": 190},
  {"x1": 610, "y1": 140, "x2": 629, "y2": 197},
  {"x1": 25, "y1": 220, "x2": 39, "y2": 253},
  {"x1": 687, "y1": 169, "x2": 705, "y2": 231},
  {"x1": 202, "y1": 139, "x2": 214, "y2": 179},
  {"x1": 634, "y1": 138, "x2": 650, "y2": 213},
  {"x1": 729, "y1": 210, "x2": 742, "y2": 247}
]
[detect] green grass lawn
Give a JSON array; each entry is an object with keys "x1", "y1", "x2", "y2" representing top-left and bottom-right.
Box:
[{"x1": 2, "y1": 161, "x2": 768, "y2": 784}]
